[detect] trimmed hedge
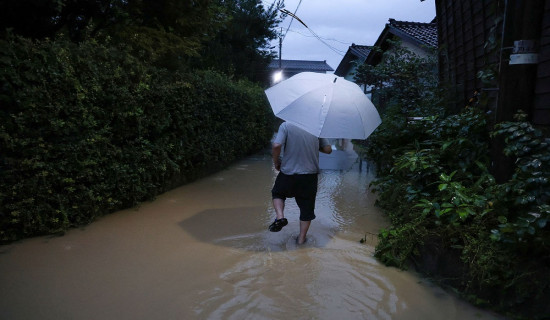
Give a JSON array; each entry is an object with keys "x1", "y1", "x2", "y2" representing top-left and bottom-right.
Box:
[{"x1": 0, "y1": 36, "x2": 274, "y2": 241}]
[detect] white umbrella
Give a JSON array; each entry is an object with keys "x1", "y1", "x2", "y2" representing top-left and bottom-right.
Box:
[{"x1": 265, "y1": 72, "x2": 382, "y2": 139}]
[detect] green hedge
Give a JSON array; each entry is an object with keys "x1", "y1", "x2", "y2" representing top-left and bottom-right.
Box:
[
  {"x1": 366, "y1": 105, "x2": 550, "y2": 318},
  {"x1": 0, "y1": 36, "x2": 274, "y2": 241}
]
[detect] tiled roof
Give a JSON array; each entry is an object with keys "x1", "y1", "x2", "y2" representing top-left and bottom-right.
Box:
[
  {"x1": 268, "y1": 59, "x2": 334, "y2": 71},
  {"x1": 334, "y1": 44, "x2": 372, "y2": 76},
  {"x1": 348, "y1": 44, "x2": 372, "y2": 59},
  {"x1": 388, "y1": 18, "x2": 438, "y2": 48}
]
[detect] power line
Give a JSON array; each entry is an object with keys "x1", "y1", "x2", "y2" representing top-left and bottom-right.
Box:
[
  {"x1": 286, "y1": 28, "x2": 350, "y2": 47},
  {"x1": 280, "y1": 8, "x2": 346, "y2": 56},
  {"x1": 307, "y1": 28, "x2": 346, "y2": 56},
  {"x1": 281, "y1": 0, "x2": 304, "y2": 42}
]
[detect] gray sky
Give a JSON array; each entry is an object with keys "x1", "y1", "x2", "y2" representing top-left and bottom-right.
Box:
[{"x1": 267, "y1": 0, "x2": 436, "y2": 71}]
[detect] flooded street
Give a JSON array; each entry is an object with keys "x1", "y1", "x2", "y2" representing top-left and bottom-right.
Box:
[{"x1": 0, "y1": 147, "x2": 504, "y2": 320}]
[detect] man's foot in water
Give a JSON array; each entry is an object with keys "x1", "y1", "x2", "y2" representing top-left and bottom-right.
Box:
[{"x1": 268, "y1": 218, "x2": 288, "y2": 232}]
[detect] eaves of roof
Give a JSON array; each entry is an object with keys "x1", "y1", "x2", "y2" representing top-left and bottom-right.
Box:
[
  {"x1": 349, "y1": 45, "x2": 372, "y2": 59},
  {"x1": 267, "y1": 59, "x2": 334, "y2": 71},
  {"x1": 334, "y1": 44, "x2": 372, "y2": 76}
]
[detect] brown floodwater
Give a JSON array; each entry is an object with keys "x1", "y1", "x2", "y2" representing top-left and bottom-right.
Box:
[{"x1": 0, "y1": 146, "x2": 505, "y2": 320}]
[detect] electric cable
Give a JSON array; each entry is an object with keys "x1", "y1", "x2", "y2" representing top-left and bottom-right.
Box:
[
  {"x1": 280, "y1": 8, "x2": 345, "y2": 56},
  {"x1": 281, "y1": 0, "x2": 304, "y2": 41}
]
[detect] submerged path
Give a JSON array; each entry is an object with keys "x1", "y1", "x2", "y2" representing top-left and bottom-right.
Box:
[{"x1": 0, "y1": 148, "x2": 504, "y2": 320}]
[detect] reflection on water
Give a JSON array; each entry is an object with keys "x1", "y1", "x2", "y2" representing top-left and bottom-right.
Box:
[{"x1": 0, "y1": 147, "x2": 504, "y2": 320}]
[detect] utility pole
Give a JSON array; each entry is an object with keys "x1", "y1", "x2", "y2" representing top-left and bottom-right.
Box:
[
  {"x1": 277, "y1": 8, "x2": 309, "y2": 70},
  {"x1": 492, "y1": 0, "x2": 545, "y2": 182},
  {"x1": 279, "y1": 27, "x2": 282, "y2": 69},
  {"x1": 496, "y1": 0, "x2": 544, "y2": 124},
  {"x1": 273, "y1": 10, "x2": 308, "y2": 84}
]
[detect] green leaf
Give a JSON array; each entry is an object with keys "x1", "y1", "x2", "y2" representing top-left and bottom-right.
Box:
[
  {"x1": 456, "y1": 207, "x2": 474, "y2": 219},
  {"x1": 441, "y1": 141, "x2": 453, "y2": 151}
]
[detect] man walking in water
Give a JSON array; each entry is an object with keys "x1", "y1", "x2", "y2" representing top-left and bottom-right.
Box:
[{"x1": 269, "y1": 122, "x2": 332, "y2": 244}]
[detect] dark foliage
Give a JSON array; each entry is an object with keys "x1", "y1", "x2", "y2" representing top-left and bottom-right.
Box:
[
  {"x1": 0, "y1": 0, "x2": 282, "y2": 81},
  {"x1": 356, "y1": 39, "x2": 550, "y2": 319},
  {"x1": 0, "y1": 36, "x2": 274, "y2": 241}
]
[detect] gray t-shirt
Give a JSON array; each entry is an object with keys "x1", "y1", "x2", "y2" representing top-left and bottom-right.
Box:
[{"x1": 274, "y1": 122, "x2": 331, "y2": 175}]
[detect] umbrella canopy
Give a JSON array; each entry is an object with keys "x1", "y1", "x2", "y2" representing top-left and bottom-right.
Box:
[{"x1": 265, "y1": 72, "x2": 382, "y2": 139}]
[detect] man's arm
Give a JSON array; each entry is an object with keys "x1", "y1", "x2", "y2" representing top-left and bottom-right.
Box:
[
  {"x1": 320, "y1": 144, "x2": 332, "y2": 154},
  {"x1": 272, "y1": 143, "x2": 282, "y2": 171},
  {"x1": 319, "y1": 138, "x2": 332, "y2": 154}
]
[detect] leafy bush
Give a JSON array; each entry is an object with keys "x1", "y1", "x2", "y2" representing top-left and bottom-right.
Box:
[
  {"x1": 367, "y1": 106, "x2": 550, "y2": 318},
  {"x1": 353, "y1": 39, "x2": 443, "y2": 174},
  {"x1": 370, "y1": 107, "x2": 493, "y2": 264},
  {"x1": 490, "y1": 111, "x2": 550, "y2": 244},
  {"x1": 0, "y1": 35, "x2": 274, "y2": 241}
]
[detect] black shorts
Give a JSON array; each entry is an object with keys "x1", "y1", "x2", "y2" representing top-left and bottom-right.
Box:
[{"x1": 271, "y1": 172, "x2": 318, "y2": 221}]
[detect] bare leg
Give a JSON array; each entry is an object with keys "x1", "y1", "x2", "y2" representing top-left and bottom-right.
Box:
[
  {"x1": 297, "y1": 220, "x2": 311, "y2": 244},
  {"x1": 273, "y1": 198, "x2": 285, "y2": 220}
]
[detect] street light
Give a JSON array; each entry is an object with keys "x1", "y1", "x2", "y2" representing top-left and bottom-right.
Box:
[{"x1": 273, "y1": 70, "x2": 283, "y2": 83}]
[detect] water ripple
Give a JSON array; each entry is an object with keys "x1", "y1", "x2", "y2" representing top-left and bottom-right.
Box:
[{"x1": 194, "y1": 239, "x2": 403, "y2": 320}]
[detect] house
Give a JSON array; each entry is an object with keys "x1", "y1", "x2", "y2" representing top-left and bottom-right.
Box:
[
  {"x1": 334, "y1": 44, "x2": 372, "y2": 80},
  {"x1": 334, "y1": 19, "x2": 437, "y2": 85},
  {"x1": 366, "y1": 18, "x2": 438, "y2": 65},
  {"x1": 349, "y1": 18, "x2": 438, "y2": 108},
  {"x1": 267, "y1": 59, "x2": 333, "y2": 84}
]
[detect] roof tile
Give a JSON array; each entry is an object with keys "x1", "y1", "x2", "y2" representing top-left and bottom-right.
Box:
[
  {"x1": 388, "y1": 18, "x2": 438, "y2": 48},
  {"x1": 267, "y1": 59, "x2": 334, "y2": 71},
  {"x1": 349, "y1": 44, "x2": 372, "y2": 59}
]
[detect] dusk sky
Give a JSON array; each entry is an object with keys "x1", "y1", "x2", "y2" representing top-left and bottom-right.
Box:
[{"x1": 266, "y1": 0, "x2": 436, "y2": 71}]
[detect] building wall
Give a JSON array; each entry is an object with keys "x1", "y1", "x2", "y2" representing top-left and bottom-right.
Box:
[
  {"x1": 436, "y1": 0, "x2": 503, "y2": 115},
  {"x1": 534, "y1": 0, "x2": 550, "y2": 125},
  {"x1": 343, "y1": 63, "x2": 360, "y2": 81},
  {"x1": 400, "y1": 38, "x2": 431, "y2": 59},
  {"x1": 437, "y1": 0, "x2": 548, "y2": 126}
]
